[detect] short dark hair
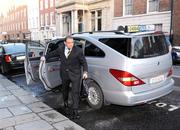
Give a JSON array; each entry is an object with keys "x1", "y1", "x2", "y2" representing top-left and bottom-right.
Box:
[{"x1": 64, "y1": 35, "x2": 73, "y2": 42}]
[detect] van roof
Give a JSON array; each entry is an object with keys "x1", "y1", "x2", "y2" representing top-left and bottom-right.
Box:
[{"x1": 72, "y1": 31, "x2": 164, "y2": 39}]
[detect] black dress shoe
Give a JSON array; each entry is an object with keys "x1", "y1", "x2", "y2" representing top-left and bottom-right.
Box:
[
  {"x1": 64, "y1": 102, "x2": 68, "y2": 108},
  {"x1": 64, "y1": 102, "x2": 70, "y2": 115},
  {"x1": 80, "y1": 93, "x2": 88, "y2": 99},
  {"x1": 72, "y1": 109, "x2": 80, "y2": 119}
]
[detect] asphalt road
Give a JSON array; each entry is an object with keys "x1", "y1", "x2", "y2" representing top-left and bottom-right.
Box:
[{"x1": 3, "y1": 66, "x2": 180, "y2": 130}]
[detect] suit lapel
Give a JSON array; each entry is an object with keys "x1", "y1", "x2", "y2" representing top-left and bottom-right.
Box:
[{"x1": 61, "y1": 45, "x2": 66, "y2": 59}]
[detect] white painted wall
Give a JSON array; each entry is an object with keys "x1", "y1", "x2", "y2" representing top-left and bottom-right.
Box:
[{"x1": 27, "y1": 0, "x2": 40, "y2": 40}]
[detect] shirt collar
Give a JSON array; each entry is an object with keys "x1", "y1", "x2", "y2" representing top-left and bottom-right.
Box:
[{"x1": 65, "y1": 46, "x2": 72, "y2": 51}]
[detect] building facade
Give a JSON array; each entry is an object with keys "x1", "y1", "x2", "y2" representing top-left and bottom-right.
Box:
[
  {"x1": 27, "y1": 0, "x2": 40, "y2": 41},
  {"x1": 0, "y1": 5, "x2": 30, "y2": 41},
  {"x1": 56, "y1": 0, "x2": 113, "y2": 36},
  {"x1": 172, "y1": 0, "x2": 180, "y2": 46},
  {"x1": 39, "y1": 0, "x2": 56, "y2": 41},
  {"x1": 113, "y1": 0, "x2": 171, "y2": 33}
]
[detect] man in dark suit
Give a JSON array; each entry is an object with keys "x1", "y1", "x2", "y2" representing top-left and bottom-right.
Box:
[{"x1": 41, "y1": 36, "x2": 88, "y2": 119}]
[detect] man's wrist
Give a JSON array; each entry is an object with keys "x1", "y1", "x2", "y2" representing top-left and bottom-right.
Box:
[{"x1": 83, "y1": 71, "x2": 88, "y2": 74}]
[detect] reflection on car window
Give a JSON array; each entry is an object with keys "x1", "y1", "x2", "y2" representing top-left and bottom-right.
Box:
[
  {"x1": 85, "y1": 41, "x2": 105, "y2": 57},
  {"x1": 47, "y1": 40, "x2": 63, "y2": 54},
  {"x1": 99, "y1": 38, "x2": 131, "y2": 57},
  {"x1": 5, "y1": 44, "x2": 25, "y2": 54},
  {"x1": 133, "y1": 35, "x2": 168, "y2": 58},
  {"x1": 74, "y1": 39, "x2": 85, "y2": 49},
  {"x1": 28, "y1": 42, "x2": 44, "y2": 58}
]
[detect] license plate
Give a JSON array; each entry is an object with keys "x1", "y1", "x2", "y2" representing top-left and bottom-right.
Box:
[
  {"x1": 16, "y1": 56, "x2": 25, "y2": 61},
  {"x1": 150, "y1": 75, "x2": 165, "y2": 84}
]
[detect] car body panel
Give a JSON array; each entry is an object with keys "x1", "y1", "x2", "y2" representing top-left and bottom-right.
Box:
[
  {"x1": 24, "y1": 41, "x2": 45, "y2": 85},
  {"x1": 24, "y1": 32, "x2": 174, "y2": 106},
  {"x1": 0, "y1": 43, "x2": 25, "y2": 72}
]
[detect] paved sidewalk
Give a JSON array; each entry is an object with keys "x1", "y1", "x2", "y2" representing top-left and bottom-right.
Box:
[{"x1": 0, "y1": 74, "x2": 85, "y2": 130}]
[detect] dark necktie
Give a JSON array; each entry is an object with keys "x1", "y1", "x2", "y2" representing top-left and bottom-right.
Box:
[{"x1": 67, "y1": 49, "x2": 71, "y2": 58}]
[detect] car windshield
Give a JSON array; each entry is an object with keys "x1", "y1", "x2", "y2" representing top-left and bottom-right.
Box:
[
  {"x1": 4, "y1": 44, "x2": 25, "y2": 54},
  {"x1": 99, "y1": 38, "x2": 131, "y2": 57},
  {"x1": 132, "y1": 35, "x2": 169, "y2": 58}
]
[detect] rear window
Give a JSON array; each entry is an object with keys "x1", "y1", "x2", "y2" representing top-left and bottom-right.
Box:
[
  {"x1": 132, "y1": 35, "x2": 169, "y2": 58},
  {"x1": 99, "y1": 38, "x2": 131, "y2": 57},
  {"x1": 4, "y1": 44, "x2": 25, "y2": 54}
]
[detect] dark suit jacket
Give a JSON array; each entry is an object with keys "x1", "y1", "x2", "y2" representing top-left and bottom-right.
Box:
[{"x1": 45, "y1": 44, "x2": 88, "y2": 80}]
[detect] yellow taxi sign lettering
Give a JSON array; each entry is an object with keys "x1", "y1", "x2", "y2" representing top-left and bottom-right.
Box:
[{"x1": 125, "y1": 25, "x2": 155, "y2": 33}]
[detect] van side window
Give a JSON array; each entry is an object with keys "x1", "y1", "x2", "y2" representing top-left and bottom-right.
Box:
[
  {"x1": 47, "y1": 41, "x2": 63, "y2": 54},
  {"x1": 99, "y1": 38, "x2": 131, "y2": 57},
  {"x1": 85, "y1": 41, "x2": 105, "y2": 57},
  {"x1": 74, "y1": 39, "x2": 85, "y2": 49}
]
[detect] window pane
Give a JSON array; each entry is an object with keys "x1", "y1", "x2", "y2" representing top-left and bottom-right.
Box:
[
  {"x1": 97, "y1": 19, "x2": 101, "y2": 31},
  {"x1": 85, "y1": 41, "x2": 105, "y2": 57},
  {"x1": 99, "y1": 38, "x2": 131, "y2": 57},
  {"x1": 91, "y1": 11, "x2": 95, "y2": 31},
  {"x1": 5, "y1": 44, "x2": 25, "y2": 54},
  {"x1": 149, "y1": 0, "x2": 159, "y2": 12},
  {"x1": 132, "y1": 35, "x2": 168, "y2": 58},
  {"x1": 125, "y1": 0, "x2": 132, "y2": 15},
  {"x1": 97, "y1": 10, "x2": 102, "y2": 17}
]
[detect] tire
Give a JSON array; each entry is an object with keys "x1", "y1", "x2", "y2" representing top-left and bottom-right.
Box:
[
  {"x1": 86, "y1": 81, "x2": 104, "y2": 109},
  {"x1": 0, "y1": 63, "x2": 8, "y2": 74},
  {"x1": 0, "y1": 64, "x2": 5, "y2": 74}
]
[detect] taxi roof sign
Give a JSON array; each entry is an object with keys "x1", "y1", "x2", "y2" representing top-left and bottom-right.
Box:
[{"x1": 124, "y1": 25, "x2": 155, "y2": 33}]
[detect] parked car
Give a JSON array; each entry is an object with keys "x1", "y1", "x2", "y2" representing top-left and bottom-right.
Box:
[
  {"x1": 0, "y1": 43, "x2": 25, "y2": 73},
  {"x1": 24, "y1": 29, "x2": 174, "y2": 109},
  {"x1": 172, "y1": 46, "x2": 180, "y2": 64}
]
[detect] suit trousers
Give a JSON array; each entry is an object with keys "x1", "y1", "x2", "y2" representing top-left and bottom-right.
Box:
[{"x1": 61, "y1": 70, "x2": 81, "y2": 110}]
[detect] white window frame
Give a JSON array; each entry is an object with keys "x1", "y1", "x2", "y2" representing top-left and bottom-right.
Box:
[
  {"x1": 90, "y1": 9, "x2": 102, "y2": 31},
  {"x1": 147, "y1": 0, "x2": 160, "y2": 13},
  {"x1": 50, "y1": 0, "x2": 54, "y2": 7},
  {"x1": 45, "y1": 13, "x2": 49, "y2": 26},
  {"x1": 40, "y1": 0, "x2": 43, "y2": 10},
  {"x1": 123, "y1": 0, "x2": 133, "y2": 16},
  {"x1": 50, "y1": 12, "x2": 55, "y2": 25},
  {"x1": 41, "y1": 14, "x2": 44, "y2": 27},
  {"x1": 45, "y1": 0, "x2": 49, "y2": 9}
]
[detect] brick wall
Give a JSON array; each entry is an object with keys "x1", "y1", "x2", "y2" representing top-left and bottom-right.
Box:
[
  {"x1": 0, "y1": 5, "x2": 29, "y2": 40},
  {"x1": 173, "y1": 0, "x2": 180, "y2": 46},
  {"x1": 39, "y1": 0, "x2": 55, "y2": 27},
  {"x1": 114, "y1": 0, "x2": 123, "y2": 17},
  {"x1": 114, "y1": 0, "x2": 171, "y2": 17},
  {"x1": 133, "y1": 0, "x2": 146, "y2": 15},
  {"x1": 159, "y1": 0, "x2": 171, "y2": 12}
]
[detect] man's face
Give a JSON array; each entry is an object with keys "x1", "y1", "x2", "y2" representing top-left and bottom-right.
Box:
[{"x1": 64, "y1": 38, "x2": 74, "y2": 49}]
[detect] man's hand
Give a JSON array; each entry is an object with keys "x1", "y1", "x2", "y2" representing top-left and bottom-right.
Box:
[
  {"x1": 40, "y1": 56, "x2": 46, "y2": 62},
  {"x1": 83, "y1": 72, "x2": 88, "y2": 79}
]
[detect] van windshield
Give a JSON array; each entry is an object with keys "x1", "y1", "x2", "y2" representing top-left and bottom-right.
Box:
[{"x1": 132, "y1": 35, "x2": 169, "y2": 58}]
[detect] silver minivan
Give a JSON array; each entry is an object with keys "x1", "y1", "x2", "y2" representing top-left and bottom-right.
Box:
[{"x1": 24, "y1": 31, "x2": 174, "y2": 109}]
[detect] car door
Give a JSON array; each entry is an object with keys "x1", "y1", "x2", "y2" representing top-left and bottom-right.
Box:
[
  {"x1": 39, "y1": 40, "x2": 63, "y2": 90},
  {"x1": 24, "y1": 41, "x2": 45, "y2": 85},
  {"x1": 0, "y1": 46, "x2": 3, "y2": 65}
]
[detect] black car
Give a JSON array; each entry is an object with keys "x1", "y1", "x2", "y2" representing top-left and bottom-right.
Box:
[
  {"x1": 172, "y1": 46, "x2": 180, "y2": 64},
  {"x1": 0, "y1": 43, "x2": 25, "y2": 73}
]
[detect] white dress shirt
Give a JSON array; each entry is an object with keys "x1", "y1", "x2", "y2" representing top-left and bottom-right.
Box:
[{"x1": 64, "y1": 46, "x2": 72, "y2": 58}]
